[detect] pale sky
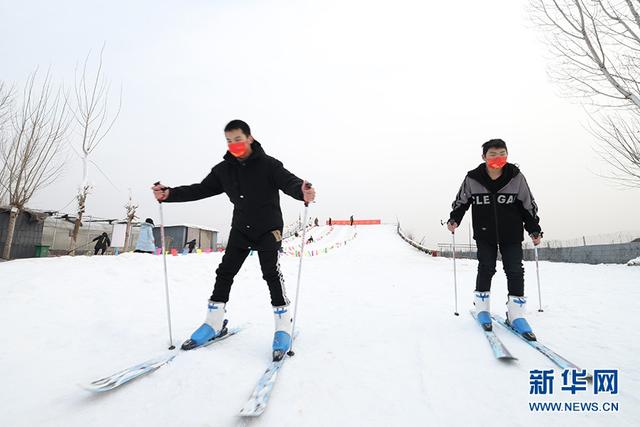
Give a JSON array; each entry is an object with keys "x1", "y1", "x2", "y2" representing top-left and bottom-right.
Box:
[{"x1": 1, "y1": 0, "x2": 639, "y2": 246}]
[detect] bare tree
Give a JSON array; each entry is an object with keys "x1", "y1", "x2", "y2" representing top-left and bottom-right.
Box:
[
  {"x1": 123, "y1": 193, "x2": 138, "y2": 251},
  {"x1": 0, "y1": 81, "x2": 12, "y2": 129},
  {"x1": 68, "y1": 46, "x2": 121, "y2": 254},
  {"x1": 0, "y1": 71, "x2": 70, "y2": 260},
  {"x1": 0, "y1": 81, "x2": 14, "y2": 205},
  {"x1": 590, "y1": 110, "x2": 640, "y2": 185},
  {"x1": 531, "y1": 0, "x2": 640, "y2": 185}
]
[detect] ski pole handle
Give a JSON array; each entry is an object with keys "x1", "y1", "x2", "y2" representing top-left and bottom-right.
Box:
[
  {"x1": 153, "y1": 181, "x2": 170, "y2": 204},
  {"x1": 302, "y1": 181, "x2": 313, "y2": 207},
  {"x1": 153, "y1": 181, "x2": 168, "y2": 190},
  {"x1": 441, "y1": 219, "x2": 457, "y2": 234}
]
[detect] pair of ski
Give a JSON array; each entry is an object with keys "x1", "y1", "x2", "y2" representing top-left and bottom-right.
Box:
[
  {"x1": 82, "y1": 326, "x2": 288, "y2": 417},
  {"x1": 470, "y1": 310, "x2": 589, "y2": 376},
  {"x1": 240, "y1": 330, "x2": 300, "y2": 417},
  {"x1": 82, "y1": 325, "x2": 242, "y2": 393}
]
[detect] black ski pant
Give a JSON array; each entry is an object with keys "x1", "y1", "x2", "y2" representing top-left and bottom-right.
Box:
[
  {"x1": 210, "y1": 245, "x2": 289, "y2": 307},
  {"x1": 94, "y1": 246, "x2": 106, "y2": 255},
  {"x1": 475, "y1": 240, "x2": 525, "y2": 297}
]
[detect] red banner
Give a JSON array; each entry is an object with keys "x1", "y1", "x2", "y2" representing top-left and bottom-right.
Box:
[{"x1": 326, "y1": 219, "x2": 381, "y2": 225}]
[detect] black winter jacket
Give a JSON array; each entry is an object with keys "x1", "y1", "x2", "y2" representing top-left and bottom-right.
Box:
[
  {"x1": 92, "y1": 234, "x2": 111, "y2": 249},
  {"x1": 448, "y1": 163, "x2": 542, "y2": 244},
  {"x1": 165, "y1": 141, "x2": 304, "y2": 250}
]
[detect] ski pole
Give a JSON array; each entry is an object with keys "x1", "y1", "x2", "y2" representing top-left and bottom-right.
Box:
[
  {"x1": 65, "y1": 240, "x2": 94, "y2": 255},
  {"x1": 154, "y1": 182, "x2": 175, "y2": 350},
  {"x1": 288, "y1": 182, "x2": 312, "y2": 357},
  {"x1": 534, "y1": 245, "x2": 543, "y2": 312},
  {"x1": 451, "y1": 231, "x2": 459, "y2": 316}
]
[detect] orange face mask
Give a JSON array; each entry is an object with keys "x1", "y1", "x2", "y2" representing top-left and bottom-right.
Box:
[
  {"x1": 487, "y1": 156, "x2": 507, "y2": 169},
  {"x1": 228, "y1": 142, "x2": 248, "y2": 157}
]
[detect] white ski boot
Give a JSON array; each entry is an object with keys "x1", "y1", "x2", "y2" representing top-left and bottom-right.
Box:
[
  {"x1": 182, "y1": 301, "x2": 228, "y2": 350},
  {"x1": 474, "y1": 291, "x2": 492, "y2": 331},
  {"x1": 506, "y1": 295, "x2": 536, "y2": 341},
  {"x1": 272, "y1": 305, "x2": 293, "y2": 361}
]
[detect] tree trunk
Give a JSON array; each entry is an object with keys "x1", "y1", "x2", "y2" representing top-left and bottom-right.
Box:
[
  {"x1": 68, "y1": 213, "x2": 84, "y2": 255},
  {"x1": 69, "y1": 184, "x2": 89, "y2": 256},
  {"x1": 2, "y1": 207, "x2": 19, "y2": 260},
  {"x1": 124, "y1": 220, "x2": 132, "y2": 251}
]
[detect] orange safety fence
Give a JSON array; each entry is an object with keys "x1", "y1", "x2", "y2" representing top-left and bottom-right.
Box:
[{"x1": 326, "y1": 219, "x2": 381, "y2": 225}]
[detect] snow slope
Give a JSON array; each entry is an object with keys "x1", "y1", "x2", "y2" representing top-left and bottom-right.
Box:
[
  {"x1": 1, "y1": 225, "x2": 639, "y2": 426},
  {"x1": 282, "y1": 225, "x2": 357, "y2": 256}
]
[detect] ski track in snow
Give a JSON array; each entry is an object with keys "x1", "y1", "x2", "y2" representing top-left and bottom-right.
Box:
[{"x1": 1, "y1": 225, "x2": 639, "y2": 426}]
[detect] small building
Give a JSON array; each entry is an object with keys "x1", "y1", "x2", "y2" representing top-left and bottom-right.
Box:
[
  {"x1": 152, "y1": 224, "x2": 218, "y2": 252},
  {"x1": 0, "y1": 207, "x2": 49, "y2": 259},
  {"x1": 41, "y1": 215, "x2": 116, "y2": 256}
]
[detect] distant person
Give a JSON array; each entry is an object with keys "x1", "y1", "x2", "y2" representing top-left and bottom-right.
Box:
[
  {"x1": 447, "y1": 138, "x2": 542, "y2": 340},
  {"x1": 328, "y1": 217, "x2": 332, "y2": 226},
  {"x1": 93, "y1": 232, "x2": 110, "y2": 255},
  {"x1": 186, "y1": 238, "x2": 197, "y2": 253},
  {"x1": 152, "y1": 119, "x2": 316, "y2": 360},
  {"x1": 134, "y1": 218, "x2": 156, "y2": 254},
  {"x1": 306, "y1": 235, "x2": 314, "y2": 244},
  {"x1": 349, "y1": 215, "x2": 354, "y2": 226},
  {"x1": 314, "y1": 217, "x2": 319, "y2": 227}
]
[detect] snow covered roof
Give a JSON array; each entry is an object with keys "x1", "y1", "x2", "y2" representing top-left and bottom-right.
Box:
[
  {"x1": 161, "y1": 223, "x2": 219, "y2": 233},
  {"x1": 0, "y1": 206, "x2": 50, "y2": 221}
]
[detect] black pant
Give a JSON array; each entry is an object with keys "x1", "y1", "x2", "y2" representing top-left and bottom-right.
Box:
[
  {"x1": 94, "y1": 246, "x2": 106, "y2": 255},
  {"x1": 210, "y1": 245, "x2": 289, "y2": 306},
  {"x1": 475, "y1": 241, "x2": 524, "y2": 296}
]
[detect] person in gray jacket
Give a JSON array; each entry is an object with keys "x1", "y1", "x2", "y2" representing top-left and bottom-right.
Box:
[{"x1": 447, "y1": 139, "x2": 542, "y2": 340}]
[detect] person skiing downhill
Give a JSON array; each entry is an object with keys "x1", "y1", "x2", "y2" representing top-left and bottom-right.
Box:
[
  {"x1": 152, "y1": 120, "x2": 316, "y2": 360},
  {"x1": 447, "y1": 139, "x2": 542, "y2": 340}
]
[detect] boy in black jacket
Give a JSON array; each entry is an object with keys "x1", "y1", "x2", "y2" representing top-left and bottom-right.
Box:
[
  {"x1": 447, "y1": 139, "x2": 542, "y2": 340},
  {"x1": 153, "y1": 120, "x2": 315, "y2": 359}
]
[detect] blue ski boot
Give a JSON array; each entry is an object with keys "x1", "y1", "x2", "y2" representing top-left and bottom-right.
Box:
[
  {"x1": 272, "y1": 305, "x2": 293, "y2": 361},
  {"x1": 506, "y1": 295, "x2": 536, "y2": 341},
  {"x1": 474, "y1": 291, "x2": 492, "y2": 331},
  {"x1": 181, "y1": 301, "x2": 228, "y2": 350}
]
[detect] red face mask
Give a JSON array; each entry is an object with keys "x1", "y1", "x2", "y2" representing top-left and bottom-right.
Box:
[
  {"x1": 228, "y1": 141, "x2": 248, "y2": 158},
  {"x1": 487, "y1": 156, "x2": 507, "y2": 169}
]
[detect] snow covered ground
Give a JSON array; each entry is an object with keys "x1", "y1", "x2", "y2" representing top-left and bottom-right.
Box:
[{"x1": 1, "y1": 225, "x2": 639, "y2": 427}]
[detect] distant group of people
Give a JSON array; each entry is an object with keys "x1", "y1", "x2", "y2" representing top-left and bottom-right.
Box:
[
  {"x1": 93, "y1": 213, "x2": 357, "y2": 258},
  {"x1": 90, "y1": 217, "x2": 199, "y2": 255},
  {"x1": 327, "y1": 215, "x2": 354, "y2": 226}
]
